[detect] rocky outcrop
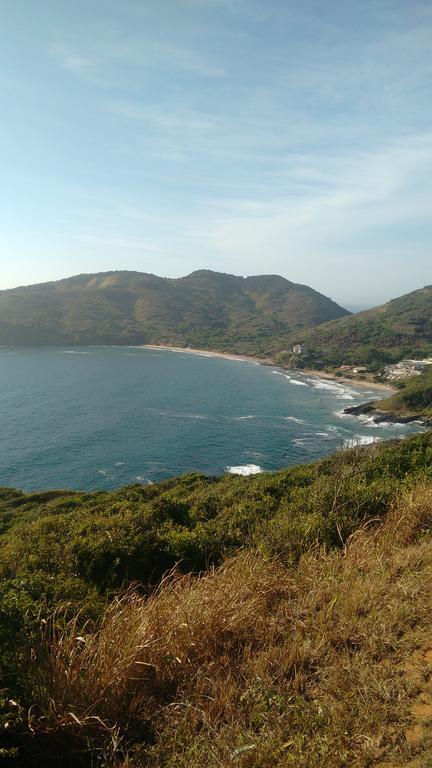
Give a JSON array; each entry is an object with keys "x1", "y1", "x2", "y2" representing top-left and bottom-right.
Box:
[{"x1": 344, "y1": 401, "x2": 432, "y2": 427}]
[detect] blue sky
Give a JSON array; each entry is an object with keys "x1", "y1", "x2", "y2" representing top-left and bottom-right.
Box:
[{"x1": 1, "y1": 0, "x2": 431, "y2": 308}]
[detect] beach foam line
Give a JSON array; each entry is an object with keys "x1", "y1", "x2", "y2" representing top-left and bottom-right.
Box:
[
  {"x1": 272, "y1": 370, "x2": 308, "y2": 386},
  {"x1": 306, "y1": 377, "x2": 361, "y2": 400},
  {"x1": 306, "y1": 377, "x2": 344, "y2": 390}
]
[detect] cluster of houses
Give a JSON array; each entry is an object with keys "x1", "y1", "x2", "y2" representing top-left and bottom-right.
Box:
[
  {"x1": 382, "y1": 359, "x2": 432, "y2": 381},
  {"x1": 289, "y1": 344, "x2": 432, "y2": 382},
  {"x1": 336, "y1": 360, "x2": 432, "y2": 381}
]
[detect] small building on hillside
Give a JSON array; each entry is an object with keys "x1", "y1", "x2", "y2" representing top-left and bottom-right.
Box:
[{"x1": 292, "y1": 344, "x2": 303, "y2": 355}]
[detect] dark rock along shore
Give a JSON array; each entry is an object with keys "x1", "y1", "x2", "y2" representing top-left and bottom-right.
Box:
[{"x1": 343, "y1": 401, "x2": 432, "y2": 427}]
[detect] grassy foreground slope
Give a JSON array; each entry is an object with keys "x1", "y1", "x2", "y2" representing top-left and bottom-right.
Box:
[
  {"x1": 0, "y1": 270, "x2": 348, "y2": 353},
  {"x1": 1, "y1": 433, "x2": 432, "y2": 765},
  {"x1": 282, "y1": 284, "x2": 432, "y2": 369}
]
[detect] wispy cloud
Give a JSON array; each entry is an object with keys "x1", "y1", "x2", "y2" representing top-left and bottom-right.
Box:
[
  {"x1": 49, "y1": 29, "x2": 227, "y2": 86},
  {"x1": 50, "y1": 43, "x2": 93, "y2": 77},
  {"x1": 108, "y1": 39, "x2": 227, "y2": 78},
  {"x1": 108, "y1": 100, "x2": 217, "y2": 133},
  {"x1": 185, "y1": 132, "x2": 432, "y2": 302},
  {"x1": 76, "y1": 234, "x2": 164, "y2": 252},
  {"x1": 3, "y1": 0, "x2": 431, "y2": 302}
]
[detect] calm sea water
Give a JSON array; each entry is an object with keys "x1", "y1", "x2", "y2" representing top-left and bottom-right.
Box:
[{"x1": 0, "y1": 347, "x2": 424, "y2": 491}]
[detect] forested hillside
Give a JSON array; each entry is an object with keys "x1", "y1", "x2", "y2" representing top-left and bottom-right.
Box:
[
  {"x1": 0, "y1": 270, "x2": 348, "y2": 353},
  {"x1": 283, "y1": 285, "x2": 432, "y2": 369}
]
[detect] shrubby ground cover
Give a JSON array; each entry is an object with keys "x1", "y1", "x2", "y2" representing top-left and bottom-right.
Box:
[{"x1": 1, "y1": 433, "x2": 432, "y2": 765}]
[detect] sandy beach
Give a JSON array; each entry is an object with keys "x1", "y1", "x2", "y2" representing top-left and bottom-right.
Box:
[
  {"x1": 300, "y1": 368, "x2": 396, "y2": 393},
  {"x1": 138, "y1": 344, "x2": 271, "y2": 366},
  {"x1": 138, "y1": 344, "x2": 396, "y2": 393}
]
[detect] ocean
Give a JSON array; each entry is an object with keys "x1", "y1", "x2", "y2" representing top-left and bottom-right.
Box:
[{"x1": 0, "y1": 346, "x2": 424, "y2": 491}]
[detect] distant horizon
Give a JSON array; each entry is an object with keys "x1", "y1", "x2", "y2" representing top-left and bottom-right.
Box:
[{"x1": 0, "y1": 265, "x2": 424, "y2": 313}]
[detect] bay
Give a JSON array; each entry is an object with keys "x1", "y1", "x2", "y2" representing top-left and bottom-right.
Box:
[{"x1": 0, "y1": 346, "x2": 423, "y2": 491}]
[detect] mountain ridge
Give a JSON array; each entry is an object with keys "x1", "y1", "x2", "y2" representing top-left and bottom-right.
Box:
[{"x1": 0, "y1": 269, "x2": 349, "y2": 352}]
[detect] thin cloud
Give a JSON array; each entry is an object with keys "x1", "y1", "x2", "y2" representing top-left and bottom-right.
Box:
[
  {"x1": 76, "y1": 235, "x2": 164, "y2": 252},
  {"x1": 3, "y1": 1, "x2": 431, "y2": 304},
  {"x1": 188, "y1": 132, "x2": 432, "y2": 303},
  {"x1": 49, "y1": 32, "x2": 227, "y2": 85},
  {"x1": 108, "y1": 100, "x2": 217, "y2": 133},
  {"x1": 50, "y1": 43, "x2": 93, "y2": 77}
]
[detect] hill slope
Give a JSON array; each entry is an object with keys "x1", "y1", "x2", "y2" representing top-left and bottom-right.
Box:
[
  {"x1": 346, "y1": 365, "x2": 432, "y2": 425},
  {"x1": 283, "y1": 284, "x2": 432, "y2": 369},
  {"x1": 1, "y1": 433, "x2": 432, "y2": 766},
  {"x1": 0, "y1": 270, "x2": 348, "y2": 352},
  {"x1": 379, "y1": 365, "x2": 432, "y2": 418}
]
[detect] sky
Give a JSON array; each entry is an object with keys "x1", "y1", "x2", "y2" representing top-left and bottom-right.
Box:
[{"x1": 1, "y1": 0, "x2": 431, "y2": 309}]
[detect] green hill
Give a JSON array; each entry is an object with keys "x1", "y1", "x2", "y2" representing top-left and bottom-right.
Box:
[
  {"x1": 282, "y1": 284, "x2": 432, "y2": 369},
  {"x1": 343, "y1": 366, "x2": 432, "y2": 425},
  {"x1": 1, "y1": 433, "x2": 432, "y2": 766},
  {"x1": 0, "y1": 270, "x2": 348, "y2": 354},
  {"x1": 377, "y1": 365, "x2": 432, "y2": 420}
]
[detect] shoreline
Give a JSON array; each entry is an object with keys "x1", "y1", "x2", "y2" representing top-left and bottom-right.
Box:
[
  {"x1": 344, "y1": 401, "x2": 432, "y2": 428},
  {"x1": 299, "y1": 367, "x2": 396, "y2": 393},
  {"x1": 137, "y1": 344, "x2": 271, "y2": 366},
  {"x1": 137, "y1": 344, "x2": 395, "y2": 393}
]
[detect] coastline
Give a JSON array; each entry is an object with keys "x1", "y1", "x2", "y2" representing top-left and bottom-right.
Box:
[
  {"x1": 299, "y1": 367, "x2": 396, "y2": 393},
  {"x1": 137, "y1": 344, "x2": 271, "y2": 366},
  {"x1": 137, "y1": 344, "x2": 396, "y2": 393},
  {"x1": 344, "y1": 400, "x2": 432, "y2": 428}
]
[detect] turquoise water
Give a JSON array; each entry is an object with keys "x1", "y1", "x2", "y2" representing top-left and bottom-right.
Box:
[{"x1": 0, "y1": 347, "x2": 424, "y2": 491}]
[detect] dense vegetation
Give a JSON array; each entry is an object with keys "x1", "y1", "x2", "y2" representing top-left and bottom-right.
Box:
[
  {"x1": 379, "y1": 366, "x2": 432, "y2": 420},
  {"x1": 0, "y1": 270, "x2": 348, "y2": 353},
  {"x1": 3, "y1": 271, "x2": 432, "y2": 375},
  {"x1": 2, "y1": 433, "x2": 432, "y2": 766},
  {"x1": 281, "y1": 285, "x2": 432, "y2": 369}
]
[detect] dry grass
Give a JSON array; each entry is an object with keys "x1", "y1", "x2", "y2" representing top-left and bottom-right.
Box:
[{"x1": 29, "y1": 483, "x2": 432, "y2": 767}]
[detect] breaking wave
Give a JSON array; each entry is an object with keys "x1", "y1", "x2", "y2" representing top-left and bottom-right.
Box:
[
  {"x1": 343, "y1": 435, "x2": 381, "y2": 448},
  {"x1": 226, "y1": 464, "x2": 262, "y2": 476}
]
